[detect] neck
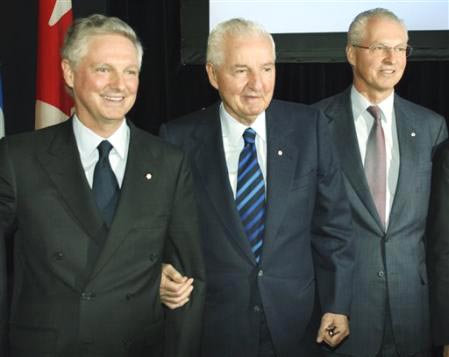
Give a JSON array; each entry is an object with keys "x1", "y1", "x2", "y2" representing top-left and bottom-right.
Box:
[
  {"x1": 353, "y1": 84, "x2": 393, "y2": 105},
  {"x1": 77, "y1": 116, "x2": 124, "y2": 138}
]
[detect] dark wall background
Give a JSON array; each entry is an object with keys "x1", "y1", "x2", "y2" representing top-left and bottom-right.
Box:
[{"x1": 0, "y1": 0, "x2": 448, "y2": 137}]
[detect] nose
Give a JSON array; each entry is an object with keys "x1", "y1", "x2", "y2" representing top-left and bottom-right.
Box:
[
  {"x1": 382, "y1": 48, "x2": 397, "y2": 63},
  {"x1": 109, "y1": 71, "x2": 126, "y2": 90},
  {"x1": 248, "y1": 71, "x2": 263, "y2": 91}
]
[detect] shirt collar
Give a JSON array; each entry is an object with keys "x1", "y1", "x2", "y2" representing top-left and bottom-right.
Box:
[
  {"x1": 351, "y1": 85, "x2": 395, "y2": 122},
  {"x1": 72, "y1": 115, "x2": 129, "y2": 159},
  {"x1": 219, "y1": 103, "x2": 267, "y2": 144}
]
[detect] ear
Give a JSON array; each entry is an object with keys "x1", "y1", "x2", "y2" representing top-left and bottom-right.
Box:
[
  {"x1": 206, "y1": 63, "x2": 219, "y2": 90},
  {"x1": 346, "y1": 45, "x2": 356, "y2": 66},
  {"x1": 61, "y1": 59, "x2": 74, "y2": 88}
]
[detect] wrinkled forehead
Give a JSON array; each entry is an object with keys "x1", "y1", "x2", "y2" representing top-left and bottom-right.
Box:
[{"x1": 222, "y1": 34, "x2": 275, "y2": 61}]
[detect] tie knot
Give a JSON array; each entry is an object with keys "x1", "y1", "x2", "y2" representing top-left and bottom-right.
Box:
[
  {"x1": 367, "y1": 106, "x2": 382, "y2": 122},
  {"x1": 243, "y1": 128, "x2": 257, "y2": 145},
  {"x1": 97, "y1": 140, "x2": 113, "y2": 159}
]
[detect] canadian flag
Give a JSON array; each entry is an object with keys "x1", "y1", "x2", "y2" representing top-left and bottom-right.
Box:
[{"x1": 35, "y1": 0, "x2": 73, "y2": 129}]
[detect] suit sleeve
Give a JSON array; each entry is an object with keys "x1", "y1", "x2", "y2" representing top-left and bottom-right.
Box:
[
  {"x1": 311, "y1": 112, "x2": 355, "y2": 316},
  {"x1": 0, "y1": 138, "x2": 16, "y2": 356},
  {"x1": 427, "y1": 142, "x2": 449, "y2": 345},
  {"x1": 163, "y1": 150, "x2": 205, "y2": 357},
  {"x1": 432, "y1": 115, "x2": 448, "y2": 151}
]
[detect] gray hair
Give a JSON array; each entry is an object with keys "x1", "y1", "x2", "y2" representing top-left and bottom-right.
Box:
[
  {"x1": 61, "y1": 14, "x2": 143, "y2": 68},
  {"x1": 348, "y1": 8, "x2": 408, "y2": 45},
  {"x1": 207, "y1": 18, "x2": 276, "y2": 66}
]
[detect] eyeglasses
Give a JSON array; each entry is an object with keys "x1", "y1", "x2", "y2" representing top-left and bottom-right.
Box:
[{"x1": 352, "y1": 44, "x2": 413, "y2": 57}]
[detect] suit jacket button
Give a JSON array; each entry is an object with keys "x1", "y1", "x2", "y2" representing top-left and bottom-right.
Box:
[
  {"x1": 54, "y1": 251, "x2": 64, "y2": 260},
  {"x1": 377, "y1": 271, "x2": 385, "y2": 278},
  {"x1": 258, "y1": 270, "x2": 263, "y2": 277},
  {"x1": 254, "y1": 305, "x2": 261, "y2": 313},
  {"x1": 81, "y1": 292, "x2": 95, "y2": 300},
  {"x1": 149, "y1": 253, "x2": 158, "y2": 262}
]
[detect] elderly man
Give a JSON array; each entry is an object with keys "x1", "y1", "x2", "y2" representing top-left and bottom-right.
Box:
[
  {"x1": 159, "y1": 18, "x2": 354, "y2": 357},
  {"x1": 313, "y1": 8, "x2": 448, "y2": 357},
  {"x1": 0, "y1": 14, "x2": 204, "y2": 356}
]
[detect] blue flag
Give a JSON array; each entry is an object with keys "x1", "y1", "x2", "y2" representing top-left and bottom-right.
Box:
[{"x1": 0, "y1": 73, "x2": 4, "y2": 138}]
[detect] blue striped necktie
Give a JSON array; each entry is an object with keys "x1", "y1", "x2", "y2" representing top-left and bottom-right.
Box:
[{"x1": 236, "y1": 128, "x2": 266, "y2": 263}]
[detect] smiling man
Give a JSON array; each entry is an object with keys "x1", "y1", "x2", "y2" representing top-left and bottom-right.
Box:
[
  {"x1": 159, "y1": 18, "x2": 355, "y2": 357},
  {"x1": 0, "y1": 14, "x2": 204, "y2": 356},
  {"x1": 313, "y1": 8, "x2": 447, "y2": 357}
]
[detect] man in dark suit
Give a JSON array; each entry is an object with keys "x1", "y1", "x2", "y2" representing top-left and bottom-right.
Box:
[
  {"x1": 313, "y1": 8, "x2": 447, "y2": 357},
  {"x1": 0, "y1": 14, "x2": 204, "y2": 357},
  {"x1": 427, "y1": 143, "x2": 449, "y2": 357},
  {"x1": 159, "y1": 18, "x2": 355, "y2": 357}
]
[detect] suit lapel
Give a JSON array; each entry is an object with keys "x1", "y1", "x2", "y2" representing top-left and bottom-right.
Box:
[
  {"x1": 388, "y1": 96, "x2": 419, "y2": 229},
  {"x1": 90, "y1": 123, "x2": 162, "y2": 278},
  {"x1": 329, "y1": 91, "x2": 384, "y2": 233},
  {"x1": 193, "y1": 110, "x2": 257, "y2": 264},
  {"x1": 37, "y1": 120, "x2": 105, "y2": 241},
  {"x1": 262, "y1": 108, "x2": 297, "y2": 261}
]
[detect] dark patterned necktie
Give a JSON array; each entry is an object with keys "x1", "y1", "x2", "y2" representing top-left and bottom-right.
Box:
[
  {"x1": 92, "y1": 140, "x2": 119, "y2": 227},
  {"x1": 364, "y1": 106, "x2": 386, "y2": 227},
  {"x1": 235, "y1": 128, "x2": 266, "y2": 263}
]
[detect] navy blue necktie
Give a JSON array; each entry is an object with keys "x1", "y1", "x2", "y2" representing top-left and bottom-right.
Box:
[
  {"x1": 236, "y1": 128, "x2": 266, "y2": 263},
  {"x1": 92, "y1": 140, "x2": 119, "y2": 227}
]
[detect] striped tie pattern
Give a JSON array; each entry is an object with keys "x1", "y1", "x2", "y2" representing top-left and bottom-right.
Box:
[{"x1": 236, "y1": 128, "x2": 266, "y2": 263}]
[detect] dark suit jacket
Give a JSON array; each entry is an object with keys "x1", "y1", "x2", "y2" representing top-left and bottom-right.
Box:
[
  {"x1": 160, "y1": 100, "x2": 354, "y2": 357},
  {"x1": 314, "y1": 88, "x2": 448, "y2": 356},
  {"x1": 0, "y1": 119, "x2": 205, "y2": 357},
  {"x1": 427, "y1": 139, "x2": 449, "y2": 347}
]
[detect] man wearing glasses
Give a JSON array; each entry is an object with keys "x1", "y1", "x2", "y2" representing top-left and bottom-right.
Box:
[{"x1": 314, "y1": 8, "x2": 447, "y2": 357}]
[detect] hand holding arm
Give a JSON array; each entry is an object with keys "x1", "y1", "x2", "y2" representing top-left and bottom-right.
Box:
[{"x1": 160, "y1": 263, "x2": 194, "y2": 309}]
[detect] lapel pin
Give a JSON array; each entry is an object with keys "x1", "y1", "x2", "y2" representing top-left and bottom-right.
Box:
[
  {"x1": 145, "y1": 173, "x2": 152, "y2": 180},
  {"x1": 411, "y1": 131, "x2": 416, "y2": 137},
  {"x1": 277, "y1": 150, "x2": 283, "y2": 156}
]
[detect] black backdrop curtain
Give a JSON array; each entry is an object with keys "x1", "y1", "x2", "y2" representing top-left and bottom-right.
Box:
[
  {"x1": 0, "y1": 0, "x2": 447, "y2": 135},
  {"x1": 106, "y1": 0, "x2": 449, "y2": 134}
]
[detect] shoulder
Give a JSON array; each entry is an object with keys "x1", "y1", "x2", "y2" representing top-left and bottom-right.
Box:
[
  {"x1": 269, "y1": 99, "x2": 319, "y2": 116},
  {"x1": 395, "y1": 95, "x2": 447, "y2": 146},
  {"x1": 131, "y1": 123, "x2": 185, "y2": 159},
  {"x1": 312, "y1": 90, "x2": 349, "y2": 113},
  {"x1": 166, "y1": 104, "x2": 219, "y2": 131},
  {"x1": 268, "y1": 99, "x2": 325, "y2": 129},
  {"x1": 396, "y1": 95, "x2": 445, "y2": 124},
  {"x1": 0, "y1": 120, "x2": 70, "y2": 153}
]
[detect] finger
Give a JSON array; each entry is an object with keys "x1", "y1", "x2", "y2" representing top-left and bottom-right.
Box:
[
  {"x1": 161, "y1": 279, "x2": 194, "y2": 299},
  {"x1": 164, "y1": 297, "x2": 190, "y2": 310},
  {"x1": 161, "y1": 289, "x2": 193, "y2": 309},
  {"x1": 161, "y1": 285, "x2": 194, "y2": 305},
  {"x1": 162, "y1": 263, "x2": 188, "y2": 283},
  {"x1": 161, "y1": 277, "x2": 194, "y2": 296},
  {"x1": 316, "y1": 320, "x2": 333, "y2": 343}
]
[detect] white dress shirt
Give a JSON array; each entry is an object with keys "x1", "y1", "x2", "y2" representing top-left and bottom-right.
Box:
[
  {"x1": 72, "y1": 115, "x2": 130, "y2": 188},
  {"x1": 219, "y1": 104, "x2": 267, "y2": 199},
  {"x1": 351, "y1": 86, "x2": 400, "y2": 227}
]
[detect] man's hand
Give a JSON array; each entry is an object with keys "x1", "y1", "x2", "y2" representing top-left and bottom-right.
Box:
[
  {"x1": 443, "y1": 345, "x2": 449, "y2": 357},
  {"x1": 160, "y1": 263, "x2": 194, "y2": 309},
  {"x1": 316, "y1": 312, "x2": 349, "y2": 348}
]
